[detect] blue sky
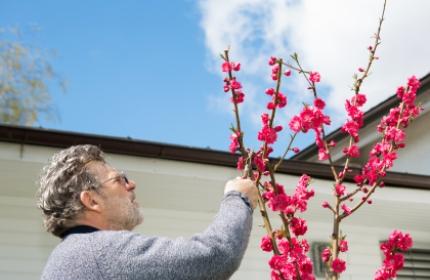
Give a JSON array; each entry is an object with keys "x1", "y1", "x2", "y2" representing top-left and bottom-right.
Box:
[{"x1": 1, "y1": 0, "x2": 429, "y2": 156}]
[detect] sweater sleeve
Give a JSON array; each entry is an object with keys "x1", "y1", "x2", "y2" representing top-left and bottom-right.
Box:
[{"x1": 95, "y1": 191, "x2": 253, "y2": 280}]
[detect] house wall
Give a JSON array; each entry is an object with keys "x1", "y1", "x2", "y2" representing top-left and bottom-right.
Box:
[
  {"x1": 392, "y1": 109, "x2": 430, "y2": 175},
  {"x1": 1, "y1": 142, "x2": 429, "y2": 279}
]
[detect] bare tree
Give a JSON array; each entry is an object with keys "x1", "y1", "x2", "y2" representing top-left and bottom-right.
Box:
[{"x1": 0, "y1": 27, "x2": 65, "y2": 125}]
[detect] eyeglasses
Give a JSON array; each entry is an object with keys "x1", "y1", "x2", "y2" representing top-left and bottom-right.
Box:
[{"x1": 101, "y1": 171, "x2": 130, "y2": 186}]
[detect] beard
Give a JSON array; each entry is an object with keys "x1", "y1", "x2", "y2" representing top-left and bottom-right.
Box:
[{"x1": 103, "y1": 194, "x2": 144, "y2": 231}]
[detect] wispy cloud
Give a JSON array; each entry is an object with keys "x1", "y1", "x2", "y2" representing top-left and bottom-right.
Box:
[{"x1": 198, "y1": 0, "x2": 430, "y2": 130}]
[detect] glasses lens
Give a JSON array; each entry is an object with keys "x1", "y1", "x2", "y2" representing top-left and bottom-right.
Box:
[{"x1": 122, "y1": 174, "x2": 129, "y2": 184}]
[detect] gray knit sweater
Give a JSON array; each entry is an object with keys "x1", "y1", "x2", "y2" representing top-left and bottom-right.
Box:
[{"x1": 41, "y1": 191, "x2": 253, "y2": 280}]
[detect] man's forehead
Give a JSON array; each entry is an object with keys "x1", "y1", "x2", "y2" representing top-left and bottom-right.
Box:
[{"x1": 86, "y1": 161, "x2": 116, "y2": 177}]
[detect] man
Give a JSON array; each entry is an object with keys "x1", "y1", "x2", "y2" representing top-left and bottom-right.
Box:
[{"x1": 38, "y1": 144, "x2": 258, "y2": 280}]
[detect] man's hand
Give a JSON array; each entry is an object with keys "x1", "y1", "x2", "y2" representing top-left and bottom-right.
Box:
[{"x1": 224, "y1": 178, "x2": 258, "y2": 209}]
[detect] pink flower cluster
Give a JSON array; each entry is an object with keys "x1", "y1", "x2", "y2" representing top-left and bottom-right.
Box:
[
  {"x1": 321, "y1": 239, "x2": 349, "y2": 275},
  {"x1": 374, "y1": 230, "x2": 413, "y2": 280},
  {"x1": 229, "y1": 131, "x2": 241, "y2": 153},
  {"x1": 222, "y1": 61, "x2": 241, "y2": 72},
  {"x1": 265, "y1": 88, "x2": 287, "y2": 110},
  {"x1": 259, "y1": 175, "x2": 316, "y2": 279},
  {"x1": 258, "y1": 113, "x2": 283, "y2": 145},
  {"x1": 269, "y1": 237, "x2": 315, "y2": 280},
  {"x1": 341, "y1": 93, "x2": 367, "y2": 142},
  {"x1": 268, "y1": 56, "x2": 291, "y2": 80},
  {"x1": 309, "y1": 71, "x2": 321, "y2": 83},
  {"x1": 262, "y1": 175, "x2": 314, "y2": 215},
  {"x1": 289, "y1": 103, "x2": 331, "y2": 160},
  {"x1": 355, "y1": 76, "x2": 422, "y2": 187},
  {"x1": 221, "y1": 61, "x2": 245, "y2": 104}
]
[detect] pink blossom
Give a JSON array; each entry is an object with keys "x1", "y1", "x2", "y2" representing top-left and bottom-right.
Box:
[
  {"x1": 321, "y1": 248, "x2": 331, "y2": 262},
  {"x1": 222, "y1": 61, "x2": 241, "y2": 72},
  {"x1": 314, "y1": 98, "x2": 326, "y2": 110},
  {"x1": 343, "y1": 144, "x2": 360, "y2": 158},
  {"x1": 396, "y1": 86, "x2": 405, "y2": 99},
  {"x1": 267, "y1": 102, "x2": 276, "y2": 110},
  {"x1": 339, "y1": 240, "x2": 348, "y2": 252},
  {"x1": 299, "y1": 174, "x2": 311, "y2": 187},
  {"x1": 221, "y1": 62, "x2": 231, "y2": 72},
  {"x1": 291, "y1": 147, "x2": 300, "y2": 154},
  {"x1": 332, "y1": 258, "x2": 346, "y2": 273},
  {"x1": 260, "y1": 235, "x2": 273, "y2": 252},
  {"x1": 385, "y1": 127, "x2": 405, "y2": 144},
  {"x1": 335, "y1": 184, "x2": 346, "y2": 196},
  {"x1": 284, "y1": 70, "x2": 291, "y2": 77},
  {"x1": 358, "y1": 67, "x2": 365, "y2": 72},
  {"x1": 318, "y1": 148, "x2": 329, "y2": 161},
  {"x1": 269, "y1": 255, "x2": 286, "y2": 270},
  {"x1": 341, "y1": 203, "x2": 352, "y2": 216},
  {"x1": 265, "y1": 88, "x2": 275, "y2": 95},
  {"x1": 352, "y1": 93, "x2": 367, "y2": 107},
  {"x1": 289, "y1": 116, "x2": 302, "y2": 133},
  {"x1": 276, "y1": 93, "x2": 287, "y2": 108},
  {"x1": 253, "y1": 154, "x2": 266, "y2": 172},
  {"x1": 231, "y1": 91, "x2": 244, "y2": 104},
  {"x1": 236, "y1": 156, "x2": 245, "y2": 170},
  {"x1": 229, "y1": 132, "x2": 240, "y2": 153},
  {"x1": 231, "y1": 62, "x2": 241, "y2": 71},
  {"x1": 382, "y1": 230, "x2": 413, "y2": 252},
  {"x1": 230, "y1": 79, "x2": 242, "y2": 90},
  {"x1": 258, "y1": 125, "x2": 278, "y2": 144},
  {"x1": 290, "y1": 217, "x2": 308, "y2": 236},
  {"x1": 268, "y1": 56, "x2": 277, "y2": 66},
  {"x1": 309, "y1": 71, "x2": 321, "y2": 83},
  {"x1": 342, "y1": 120, "x2": 360, "y2": 142},
  {"x1": 265, "y1": 192, "x2": 289, "y2": 212},
  {"x1": 322, "y1": 201, "x2": 330, "y2": 208},
  {"x1": 261, "y1": 113, "x2": 270, "y2": 124}
]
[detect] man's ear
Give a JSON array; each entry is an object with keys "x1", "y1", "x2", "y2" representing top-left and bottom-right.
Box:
[{"x1": 80, "y1": 190, "x2": 103, "y2": 212}]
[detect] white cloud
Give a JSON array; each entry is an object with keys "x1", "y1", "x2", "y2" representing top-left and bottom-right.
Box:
[{"x1": 198, "y1": 0, "x2": 430, "y2": 129}]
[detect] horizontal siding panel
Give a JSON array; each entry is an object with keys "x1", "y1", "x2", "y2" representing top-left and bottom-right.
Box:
[
  {"x1": 0, "y1": 272, "x2": 39, "y2": 280},
  {"x1": 0, "y1": 258, "x2": 46, "y2": 273},
  {"x1": 0, "y1": 244, "x2": 53, "y2": 259},
  {"x1": 0, "y1": 232, "x2": 57, "y2": 247}
]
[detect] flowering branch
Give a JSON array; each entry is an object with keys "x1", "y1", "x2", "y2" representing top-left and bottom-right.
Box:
[
  {"x1": 374, "y1": 230, "x2": 413, "y2": 280},
  {"x1": 221, "y1": 50, "x2": 283, "y2": 259},
  {"x1": 217, "y1": 1, "x2": 420, "y2": 279}
]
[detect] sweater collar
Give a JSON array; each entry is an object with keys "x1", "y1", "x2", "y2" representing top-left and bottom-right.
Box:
[{"x1": 61, "y1": 225, "x2": 100, "y2": 239}]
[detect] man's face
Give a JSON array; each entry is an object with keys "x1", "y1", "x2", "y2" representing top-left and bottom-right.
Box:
[{"x1": 89, "y1": 162, "x2": 143, "y2": 230}]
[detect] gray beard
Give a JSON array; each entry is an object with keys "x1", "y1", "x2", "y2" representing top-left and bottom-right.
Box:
[{"x1": 105, "y1": 197, "x2": 144, "y2": 231}]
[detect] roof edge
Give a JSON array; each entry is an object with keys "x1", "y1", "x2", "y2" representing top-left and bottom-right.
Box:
[{"x1": 0, "y1": 124, "x2": 429, "y2": 190}]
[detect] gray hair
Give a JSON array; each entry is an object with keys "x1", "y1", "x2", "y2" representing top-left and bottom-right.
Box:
[{"x1": 37, "y1": 144, "x2": 105, "y2": 237}]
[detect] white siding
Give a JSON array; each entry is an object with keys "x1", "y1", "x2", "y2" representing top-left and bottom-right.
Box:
[{"x1": 1, "y1": 142, "x2": 430, "y2": 279}]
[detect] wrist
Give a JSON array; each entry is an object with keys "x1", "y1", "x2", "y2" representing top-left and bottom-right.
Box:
[{"x1": 224, "y1": 190, "x2": 254, "y2": 212}]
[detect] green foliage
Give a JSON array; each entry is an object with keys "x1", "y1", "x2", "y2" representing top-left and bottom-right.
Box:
[{"x1": 0, "y1": 27, "x2": 65, "y2": 125}]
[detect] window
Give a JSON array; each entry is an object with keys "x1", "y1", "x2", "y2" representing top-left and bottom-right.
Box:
[
  {"x1": 311, "y1": 242, "x2": 329, "y2": 278},
  {"x1": 397, "y1": 248, "x2": 430, "y2": 279}
]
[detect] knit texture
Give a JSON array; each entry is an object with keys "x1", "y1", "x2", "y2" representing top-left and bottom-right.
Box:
[{"x1": 41, "y1": 191, "x2": 253, "y2": 280}]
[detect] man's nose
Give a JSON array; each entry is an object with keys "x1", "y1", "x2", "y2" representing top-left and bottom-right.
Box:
[{"x1": 125, "y1": 179, "x2": 136, "y2": 191}]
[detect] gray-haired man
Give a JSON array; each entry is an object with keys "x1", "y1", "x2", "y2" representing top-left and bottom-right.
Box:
[{"x1": 38, "y1": 144, "x2": 257, "y2": 280}]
